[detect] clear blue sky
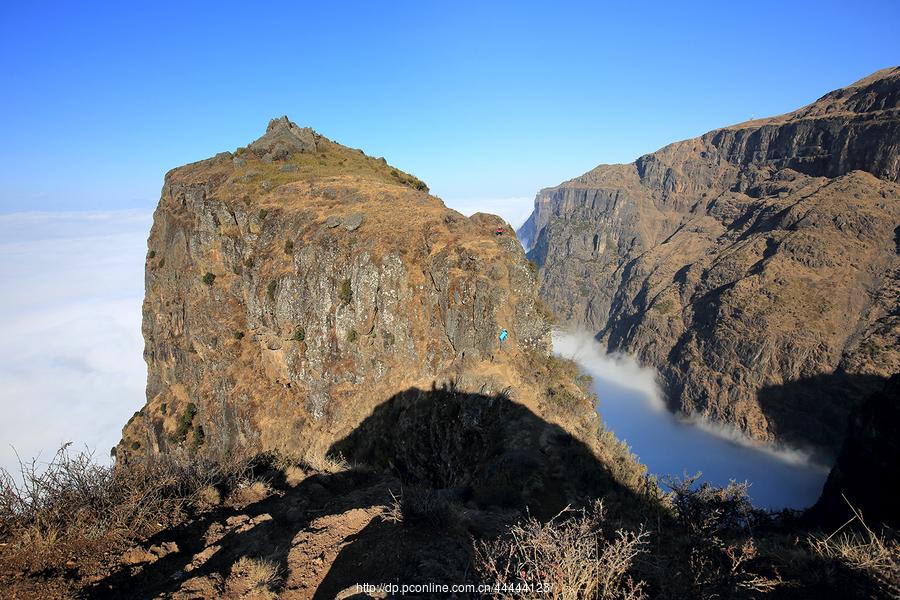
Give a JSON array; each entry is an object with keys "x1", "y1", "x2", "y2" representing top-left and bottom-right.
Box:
[{"x1": 1, "y1": 1, "x2": 897, "y2": 212}]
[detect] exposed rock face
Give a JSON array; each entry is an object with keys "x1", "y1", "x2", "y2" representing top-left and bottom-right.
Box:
[
  {"x1": 523, "y1": 67, "x2": 900, "y2": 454},
  {"x1": 118, "y1": 117, "x2": 591, "y2": 465}
]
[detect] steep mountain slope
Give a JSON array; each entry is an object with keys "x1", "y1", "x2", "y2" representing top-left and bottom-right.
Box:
[
  {"x1": 523, "y1": 67, "x2": 900, "y2": 454},
  {"x1": 116, "y1": 117, "x2": 636, "y2": 486}
]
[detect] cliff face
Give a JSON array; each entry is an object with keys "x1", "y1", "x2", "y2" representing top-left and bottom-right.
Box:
[
  {"x1": 118, "y1": 118, "x2": 570, "y2": 462},
  {"x1": 810, "y1": 374, "x2": 900, "y2": 529},
  {"x1": 523, "y1": 67, "x2": 900, "y2": 454}
]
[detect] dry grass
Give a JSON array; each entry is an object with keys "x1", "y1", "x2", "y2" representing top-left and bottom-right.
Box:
[
  {"x1": 196, "y1": 484, "x2": 221, "y2": 508},
  {"x1": 228, "y1": 136, "x2": 428, "y2": 203},
  {"x1": 226, "y1": 555, "x2": 283, "y2": 599},
  {"x1": 475, "y1": 501, "x2": 649, "y2": 600},
  {"x1": 298, "y1": 443, "x2": 349, "y2": 474},
  {"x1": 809, "y1": 497, "x2": 900, "y2": 597},
  {"x1": 282, "y1": 465, "x2": 307, "y2": 487},
  {"x1": 229, "y1": 480, "x2": 272, "y2": 507},
  {"x1": 0, "y1": 443, "x2": 259, "y2": 572}
]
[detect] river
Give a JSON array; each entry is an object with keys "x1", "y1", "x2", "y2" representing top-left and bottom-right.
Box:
[{"x1": 552, "y1": 330, "x2": 830, "y2": 510}]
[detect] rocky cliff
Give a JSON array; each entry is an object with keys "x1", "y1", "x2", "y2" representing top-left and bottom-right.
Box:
[
  {"x1": 523, "y1": 67, "x2": 900, "y2": 454},
  {"x1": 810, "y1": 373, "x2": 900, "y2": 529},
  {"x1": 117, "y1": 117, "x2": 622, "y2": 478}
]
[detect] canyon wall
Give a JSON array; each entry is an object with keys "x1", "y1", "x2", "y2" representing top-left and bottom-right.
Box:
[{"x1": 524, "y1": 67, "x2": 900, "y2": 454}]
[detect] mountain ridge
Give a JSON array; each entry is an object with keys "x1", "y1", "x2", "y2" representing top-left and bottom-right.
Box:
[{"x1": 522, "y1": 66, "x2": 900, "y2": 455}]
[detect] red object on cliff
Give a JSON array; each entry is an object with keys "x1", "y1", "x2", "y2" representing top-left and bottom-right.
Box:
[{"x1": 495, "y1": 228, "x2": 504, "y2": 235}]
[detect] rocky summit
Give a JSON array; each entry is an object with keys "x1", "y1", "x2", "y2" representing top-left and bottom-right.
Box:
[
  {"x1": 522, "y1": 67, "x2": 900, "y2": 456},
  {"x1": 116, "y1": 116, "x2": 622, "y2": 486}
]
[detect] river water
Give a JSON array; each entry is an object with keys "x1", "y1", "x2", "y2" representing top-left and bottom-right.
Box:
[{"x1": 552, "y1": 330, "x2": 830, "y2": 510}]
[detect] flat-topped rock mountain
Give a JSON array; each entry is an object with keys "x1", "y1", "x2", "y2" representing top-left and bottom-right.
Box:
[
  {"x1": 522, "y1": 67, "x2": 900, "y2": 455},
  {"x1": 116, "y1": 117, "x2": 636, "y2": 491}
]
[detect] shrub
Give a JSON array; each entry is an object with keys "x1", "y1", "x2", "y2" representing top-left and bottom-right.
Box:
[
  {"x1": 230, "y1": 481, "x2": 271, "y2": 506},
  {"x1": 202, "y1": 272, "x2": 216, "y2": 286},
  {"x1": 130, "y1": 441, "x2": 140, "y2": 451},
  {"x1": 284, "y1": 240, "x2": 294, "y2": 254},
  {"x1": 266, "y1": 280, "x2": 277, "y2": 301},
  {"x1": 338, "y1": 278, "x2": 353, "y2": 304},
  {"x1": 148, "y1": 250, "x2": 156, "y2": 259},
  {"x1": 651, "y1": 298, "x2": 674, "y2": 314},
  {"x1": 576, "y1": 373, "x2": 594, "y2": 390},
  {"x1": 233, "y1": 331, "x2": 245, "y2": 340},
  {"x1": 347, "y1": 328, "x2": 358, "y2": 343},
  {"x1": 527, "y1": 259, "x2": 538, "y2": 275},
  {"x1": 292, "y1": 327, "x2": 305, "y2": 342},
  {"x1": 663, "y1": 475, "x2": 782, "y2": 596},
  {"x1": 395, "y1": 486, "x2": 460, "y2": 529},
  {"x1": 160, "y1": 403, "x2": 167, "y2": 415},
  {"x1": 0, "y1": 444, "x2": 260, "y2": 573},
  {"x1": 283, "y1": 466, "x2": 306, "y2": 487},
  {"x1": 196, "y1": 485, "x2": 221, "y2": 508},
  {"x1": 474, "y1": 501, "x2": 649, "y2": 599},
  {"x1": 191, "y1": 425, "x2": 205, "y2": 451},
  {"x1": 258, "y1": 209, "x2": 268, "y2": 220},
  {"x1": 244, "y1": 257, "x2": 253, "y2": 268},
  {"x1": 226, "y1": 556, "x2": 282, "y2": 598},
  {"x1": 172, "y1": 403, "x2": 198, "y2": 444}
]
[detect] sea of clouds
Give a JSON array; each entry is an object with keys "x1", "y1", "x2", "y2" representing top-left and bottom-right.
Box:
[{"x1": 0, "y1": 210, "x2": 151, "y2": 475}]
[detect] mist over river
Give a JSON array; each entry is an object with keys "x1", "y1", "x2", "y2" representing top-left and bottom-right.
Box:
[{"x1": 552, "y1": 330, "x2": 830, "y2": 510}]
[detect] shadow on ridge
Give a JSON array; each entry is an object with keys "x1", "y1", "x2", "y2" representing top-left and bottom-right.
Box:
[
  {"x1": 314, "y1": 383, "x2": 640, "y2": 598},
  {"x1": 85, "y1": 384, "x2": 637, "y2": 598},
  {"x1": 756, "y1": 371, "x2": 889, "y2": 461}
]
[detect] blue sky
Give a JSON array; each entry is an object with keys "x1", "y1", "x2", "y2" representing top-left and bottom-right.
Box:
[{"x1": 1, "y1": 1, "x2": 898, "y2": 213}]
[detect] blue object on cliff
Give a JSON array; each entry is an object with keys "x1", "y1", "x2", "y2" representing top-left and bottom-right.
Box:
[{"x1": 499, "y1": 328, "x2": 508, "y2": 349}]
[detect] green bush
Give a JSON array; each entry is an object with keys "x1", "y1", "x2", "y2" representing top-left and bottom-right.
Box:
[
  {"x1": 652, "y1": 298, "x2": 674, "y2": 314},
  {"x1": 233, "y1": 331, "x2": 245, "y2": 340},
  {"x1": 284, "y1": 240, "x2": 294, "y2": 254},
  {"x1": 347, "y1": 328, "x2": 358, "y2": 343},
  {"x1": 148, "y1": 250, "x2": 156, "y2": 259},
  {"x1": 258, "y1": 209, "x2": 268, "y2": 220},
  {"x1": 339, "y1": 278, "x2": 352, "y2": 304},
  {"x1": 130, "y1": 441, "x2": 140, "y2": 451},
  {"x1": 292, "y1": 327, "x2": 306, "y2": 342},
  {"x1": 172, "y1": 403, "x2": 198, "y2": 444},
  {"x1": 191, "y1": 425, "x2": 205, "y2": 451},
  {"x1": 202, "y1": 272, "x2": 216, "y2": 286},
  {"x1": 267, "y1": 280, "x2": 277, "y2": 301},
  {"x1": 244, "y1": 257, "x2": 253, "y2": 268},
  {"x1": 160, "y1": 403, "x2": 167, "y2": 415}
]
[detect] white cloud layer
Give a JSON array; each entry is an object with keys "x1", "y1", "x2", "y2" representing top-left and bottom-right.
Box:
[
  {"x1": 0, "y1": 210, "x2": 151, "y2": 475},
  {"x1": 552, "y1": 329, "x2": 829, "y2": 509}
]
